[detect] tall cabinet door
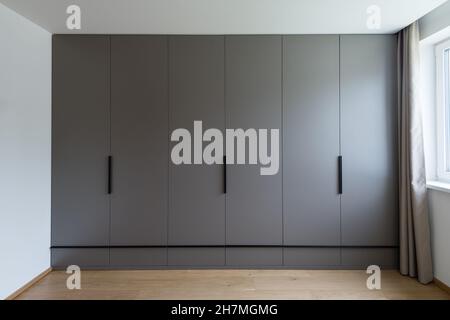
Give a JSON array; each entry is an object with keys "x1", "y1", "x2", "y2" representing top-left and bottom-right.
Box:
[
  {"x1": 283, "y1": 35, "x2": 341, "y2": 246},
  {"x1": 110, "y1": 36, "x2": 168, "y2": 246},
  {"x1": 169, "y1": 36, "x2": 225, "y2": 246},
  {"x1": 340, "y1": 35, "x2": 398, "y2": 246},
  {"x1": 225, "y1": 36, "x2": 282, "y2": 245},
  {"x1": 52, "y1": 36, "x2": 110, "y2": 246}
]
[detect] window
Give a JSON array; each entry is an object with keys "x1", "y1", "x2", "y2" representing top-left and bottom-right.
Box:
[{"x1": 436, "y1": 39, "x2": 450, "y2": 182}]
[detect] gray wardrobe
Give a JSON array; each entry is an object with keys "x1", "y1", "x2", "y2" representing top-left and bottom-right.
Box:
[{"x1": 51, "y1": 34, "x2": 398, "y2": 269}]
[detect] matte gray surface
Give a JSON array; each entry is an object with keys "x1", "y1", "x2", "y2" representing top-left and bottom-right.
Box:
[
  {"x1": 283, "y1": 248, "x2": 341, "y2": 266},
  {"x1": 169, "y1": 36, "x2": 226, "y2": 245},
  {"x1": 52, "y1": 36, "x2": 110, "y2": 246},
  {"x1": 168, "y1": 248, "x2": 225, "y2": 266},
  {"x1": 51, "y1": 248, "x2": 109, "y2": 268},
  {"x1": 341, "y1": 248, "x2": 399, "y2": 268},
  {"x1": 110, "y1": 248, "x2": 167, "y2": 266},
  {"x1": 283, "y1": 35, "x2": 341, "y2": 245},
  {"x1": 340, "y1": 35, "x2": 399, "y2": 246},
  {"x1": 110, "y1": 36, "x2": 168, "y2": 245},
  {"x1": 225, "y1": 36, "x2": 283, "y2": 245},
  {"x1": 226, "y1": 248, "x2": 283, "y2": 266},
  {"x1": 50, "y1": 35, "x2": 399, "y2": 269}
]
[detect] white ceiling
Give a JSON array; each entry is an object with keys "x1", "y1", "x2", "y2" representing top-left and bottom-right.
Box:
[{"x1": 0, "y1": 0, "x2": 447, "y2": 34}]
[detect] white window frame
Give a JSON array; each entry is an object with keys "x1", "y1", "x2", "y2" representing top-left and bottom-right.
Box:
[{"x1": 435, "y1": 39, "x2": 450, "y2": 182}]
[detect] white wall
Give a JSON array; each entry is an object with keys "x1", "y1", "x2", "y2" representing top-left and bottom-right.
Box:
[
  {"x1": 0, "y1": 0, "x2": 446, "y2": 35},
  {"x1": 0, "y1": 3, "x2": 51, "y2": 299},
  {"x1": 420, "y1": 2, "x2": 450, "y2": 288},
  {"x1": 428, "y1": 190, "x2": 450, "y2": 286},
  {"x1": 420, "y1": 0, "x2": 450, "y2": 40}
]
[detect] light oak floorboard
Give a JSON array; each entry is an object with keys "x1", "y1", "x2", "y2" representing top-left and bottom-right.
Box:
[{"x1": 15, "y1": 269, "x2": 450, "y2": 300}]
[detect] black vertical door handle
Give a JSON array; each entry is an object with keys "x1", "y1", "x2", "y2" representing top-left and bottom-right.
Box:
[
  {"x1": 338, "y1": 155, "x2": 343, "y2": 195},
  {"x1": 223, "y1": 155, "x2": 227, "y2": 194},
  {"x1": 108, "y1": 155, "x2": 112, "y2": 194}
]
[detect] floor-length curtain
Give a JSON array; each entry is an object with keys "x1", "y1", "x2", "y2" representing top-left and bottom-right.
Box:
[{"x1": 397, "y1": 21, "x2": 433, "y2": 284}]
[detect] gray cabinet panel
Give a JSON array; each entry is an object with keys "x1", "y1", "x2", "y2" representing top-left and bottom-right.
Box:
[
  {"x1": 110, "y1": 248, "x2": 167, "y2": 267},
  {"x1": 341, "y1": 248, "x2": 399, "y2": 268},
  {"x1": 283, "y1": 35, "x2": 341, "y2": 245},
  {"x1": 283, "y1": 248, "x2": 341, "y2": 267},
  {"x1": 340, "y1": 35, "x2": 398, "y2": 246},
  {"x1": 110, "y1": 36, "x2": 168, "y2": 245},
  {"x1": 52, "y1": 36, "x2": 110, "y2": 246},
  {"x1": 169, "y1": 36, "x2": 226, "y2": 245},
  {"x1": 226, "y1": 248, "x2": 282, "y2": 266},
  {"x1": 50, "y1": 35, "x2": 399, "y2": 269},
  {"x1": 168, "y1": 248, "x2": 225, "y2": 266},
  {"x1": 225, "y1": 36, "x2": 282, "y2": 245},
  {"x1": 51, "y1": 248, "x2": 109, "y2": 269}
]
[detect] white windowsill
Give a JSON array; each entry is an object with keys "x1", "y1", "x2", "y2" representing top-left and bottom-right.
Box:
[{"x1": 427, "y1": 180, "x2": 450, "y2": 194}]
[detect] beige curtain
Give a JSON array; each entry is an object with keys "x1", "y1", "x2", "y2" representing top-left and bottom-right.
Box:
[{"x1": 397, "y1": 21, "x2": 433, "y2": 284}]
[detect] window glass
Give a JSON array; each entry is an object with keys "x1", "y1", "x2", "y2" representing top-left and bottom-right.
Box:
[{"x1": 445, "y1": 49, "x2": 450, "y2": 172}]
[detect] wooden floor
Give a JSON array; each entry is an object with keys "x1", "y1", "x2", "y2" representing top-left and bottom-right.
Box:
[{"x1": 16, "y1": 269, "x2": 450, "y2": 300}]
